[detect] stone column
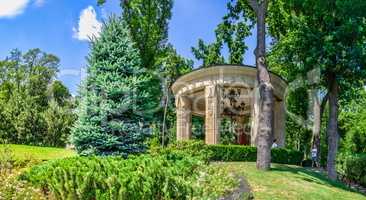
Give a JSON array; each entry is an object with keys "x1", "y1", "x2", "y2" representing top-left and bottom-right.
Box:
[
  {"x1": 205, "y1": 84, "x2": 221, "y2": 144},
  {"x1": 176, "y1": 96, "x2": 192, "y2": 141},
  {"x1": 250, "y1": 86, "x2": 260, "y2": 146},
  {"x1": 274, "y1": 100, "x2": 286, "y2": 147}
]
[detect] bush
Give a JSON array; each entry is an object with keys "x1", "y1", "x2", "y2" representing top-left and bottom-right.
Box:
[
  {"x1": 207, "y1": 145, "x2": 256, "y2": 162},
  {"x1": 155, "y1": 141, "x2": 303, "y2": 165},
  {"x1": 155, "y1": 140, "x2": 212, "y2": 163},
  {"x1": 271, "y1": 148, "x2": 303, "y2": 165},
  {"x1": 337, "y1": 153, "x2": 366, "y2": 187},
  {"x1": 20, "y1": 155, "x2": 204, "y2": 200},
  {"x1": 207, "y1": 145, "x2": 303, "y2": 165}
]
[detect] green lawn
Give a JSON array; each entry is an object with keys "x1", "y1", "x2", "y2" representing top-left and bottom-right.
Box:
[
  {"x1": 215, "y1": 162, "x2": 366, "y2": 200},
  {"x1": 0, "y1": 144, "x2": 76, "y2": 161}
]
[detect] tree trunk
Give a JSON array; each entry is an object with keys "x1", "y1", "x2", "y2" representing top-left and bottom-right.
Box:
[
  {"x1": 311, "y1": 90, "x2": 328, "y2": 165},
  {"x1": 326, "y1": 73, "x2": 339, "y2": 180},
  {"x1": 162, "y1": 94, "x2": 169, "y2": 147},
  {"x1": 312, "y1": 93, "x2": 329, "y2": 165},
  {"x1": 311, "y1": 89, "x2": 321, "y2": 150},
  {"x1": 249, "y1": 0, "x2": 274, "y2": 170}
]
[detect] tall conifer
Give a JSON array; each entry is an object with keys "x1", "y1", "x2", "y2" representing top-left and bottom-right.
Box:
[{"x1": 72, "y1": 17, "x2": 154, "y2": 156}]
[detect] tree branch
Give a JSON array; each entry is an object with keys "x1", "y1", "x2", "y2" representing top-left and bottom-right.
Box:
[{"x1": 248, "y1": 0, "x2": 259, "y2": 14}]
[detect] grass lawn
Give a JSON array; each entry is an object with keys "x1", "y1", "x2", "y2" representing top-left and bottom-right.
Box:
[
  {"x1": 215, "y1": 162, "x2": 366, "y2": 200},
  {"x1": 0, "y1": 144, "x2": 76, "y2": 161}
]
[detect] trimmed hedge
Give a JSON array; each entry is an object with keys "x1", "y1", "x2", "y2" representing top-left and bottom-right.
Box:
[
  {"x1": 20, "y1": 154, "x2": 204, "y2": 200},
  {"x1": 337, "y1": 153, "x2": 366, "y2": 187},
  {"x1": 207, "y1": 144, "x2": 303, "y2": 165},
  {"x1": 166, "y1": 141, "x2": 304, "y2": 165}
]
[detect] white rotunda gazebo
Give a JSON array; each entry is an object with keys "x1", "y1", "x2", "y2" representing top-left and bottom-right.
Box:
[{"x1": 171, "y1": 65, "x2": 287, "y2": 147}]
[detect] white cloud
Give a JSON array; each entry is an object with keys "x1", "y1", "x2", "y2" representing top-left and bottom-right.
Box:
[
  {"x1": 73, "y1": 6, "x2": 102, "y2": 41},
  {"x1": 34, "y1": 0, "x2": 45, "y2": 7},
  {"x1": 0, "y1": 0, "x2": 30, "y2": 18}
]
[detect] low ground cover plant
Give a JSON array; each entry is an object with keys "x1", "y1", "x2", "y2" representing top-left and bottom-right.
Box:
[{"x1": 21, "y1": 154, "x2": 204, "y2": 200}]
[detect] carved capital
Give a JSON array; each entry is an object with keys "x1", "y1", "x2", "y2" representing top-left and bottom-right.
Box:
[{"x1": 176, "y1": 96, "x2": 191, "y2": 110}]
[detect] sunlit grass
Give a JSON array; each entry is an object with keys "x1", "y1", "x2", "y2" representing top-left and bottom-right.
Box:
[
  {"x1": 214, "y1": 162, "x2": 366, "y2": 200},
  {"x1": 0, "y1": 144, "x2": 76, "y2": 161}
]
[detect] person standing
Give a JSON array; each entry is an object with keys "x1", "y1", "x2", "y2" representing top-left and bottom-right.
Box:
[
  {"x1": 271, "y1": 139, "x2": 278, "y2": 148},
  {"x1": 311, "y1": 148, "x2": 318, "y2": 168}
]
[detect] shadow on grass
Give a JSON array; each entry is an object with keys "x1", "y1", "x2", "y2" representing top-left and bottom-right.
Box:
[{"x1": 270, "y1": 164, "x2": 364, "y2": 196}]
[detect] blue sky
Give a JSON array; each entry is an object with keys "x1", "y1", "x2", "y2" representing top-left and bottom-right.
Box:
[{"x1": 0, "y1": 0, "x2": 256, "y2": 94}]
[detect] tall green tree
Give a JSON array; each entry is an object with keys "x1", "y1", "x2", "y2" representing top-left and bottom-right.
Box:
[
  {"x1": 0, "y1": 48, "x2": 74, "y2": 146},
  {"x1": 72, "y1": 17, "x2": 155, "y2": 156},
  {"x1": 268, "y1": 0, "x2": 366, "y2": 179}
]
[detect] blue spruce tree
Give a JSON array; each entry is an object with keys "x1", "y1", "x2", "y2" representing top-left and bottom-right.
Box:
[{"x1": 72, "y1": 17, "x2": 155, "y2": 156}]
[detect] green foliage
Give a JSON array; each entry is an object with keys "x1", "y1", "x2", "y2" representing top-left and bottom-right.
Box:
[
  {"x1": 271, "y1": 148, "x2": 304, "y2": 165},
  {"x1": 150, "y1": 140, "x2": 212, "y2": 163},
  {"x1": 207, "y1": 145, "x2": 303, "y2": 165},
  {"x1": 21, "y1": 154, "x2": 204, "y2": 200},
  {"x1": 99, "y1": 0, "x2": 193, "y2": 148},
  {"x1": 191, "y1": 39, "x2": 225, "y2": 66},
  {"x1": 153, "y1": 45, "x2": 193, "y2": 146},
  {"x1": 219, "y1": 118, "x2": 237, "y2": 145},
  {"x1": 191, "y1": 116, "x2": 204, "y2": 140},
  {"x1": 285, "y1": 87, "x2": 312, "y2": 154},
  {"x1": 47, "y1": 80, "x2": 72, "y2": 107},
  {"x1": 120, "y1": 0, "x2": 173, "y2": 71},
  {"x1": 43, "y1": 100, "x2": 76, "y2": 147},
  {"x1": 191, "y1": 1, "x2": 252, "y2": 66},
  {"x1": 0, "y1": 49, "x2": 74, "y2": 147},
  {"x1": 72, "y1": 16, "x2": 156, "y2": 156},
  {"x1": 337, "y1": 153, "x2": 366, "y2": 187},
  {"x1": 268, "y1": 0, "x2": 366, "y2": 175},
  {"x1": 122, "y1": 0, "x2": 177, "y2": 132},
  {"x1": 0, "y1": 170, "x2": 46, "y2": 200},
  {"x1": 195, "y1": 164, "x2": 246, "y2": 199},
  {"x1": 269, "y1": 0, "x2": 366, "y2": 86},
  {"x1": 208, "y1": 145, "x2": 257, "y2": 162},
  {"x1": 154, "y1": 141, "x2": 303, "y2": 165},
  {"x1": 339, "y1": 90, "x2": 366, "y2": 154}
]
